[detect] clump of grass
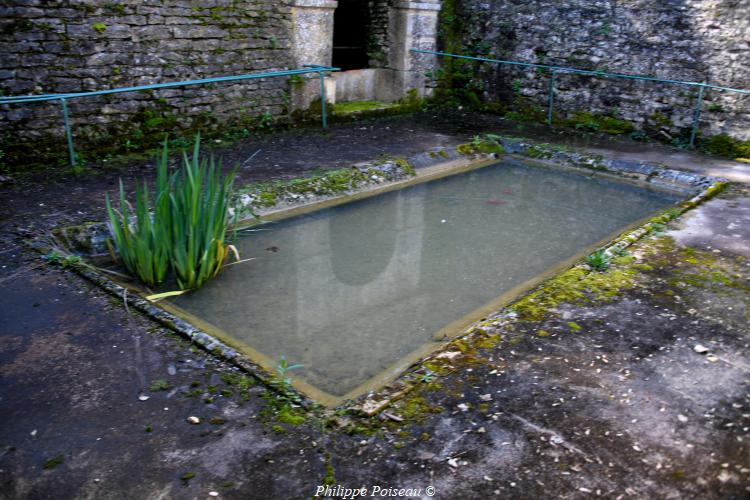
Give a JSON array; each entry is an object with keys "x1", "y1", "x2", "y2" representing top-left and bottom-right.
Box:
[
  {"x1": 106, "y1": 136, "x2": 238, "y2": 290},
  {"x1": 586, "y1": 249, "x2": 611, "y2": 272}
]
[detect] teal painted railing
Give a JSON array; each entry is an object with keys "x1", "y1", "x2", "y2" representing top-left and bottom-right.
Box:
[
  {"x1": 413, "y1": 49, "x2": 749, "y2": 147},
  {"x1": 0, "y1": 64, "x2": 339, "y2": 166}
]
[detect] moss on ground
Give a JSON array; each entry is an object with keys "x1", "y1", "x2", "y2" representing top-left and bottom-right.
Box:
[
  {"x1": 333, "y1": 101, "x2": 397, "y2": 114},
  {"x1": 511, "y1": 263, "x2": 638, "y2": 322},
  {"x1": 236, "y1": 156, "x2": 416, "y2": 214},
  {"x1": 456, "y1": 134, "x2": 505, "y2": 156},
  {"x1": 328, "y1": 91, "x2": 423, "y2": 121},
  {"x1": 277, "y1": 409, "x2": 306, "y2": 426},
  {"x1": 663, "y1": 245, "x2": 750, "y2": 293},
  {"x1": 390, "y1": 395, "x2": 444, "y2": 423}
]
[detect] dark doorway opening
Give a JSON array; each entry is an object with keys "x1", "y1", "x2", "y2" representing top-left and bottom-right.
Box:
[{"x1": 332, "y1": 0, "x2": 369, "y2": 71}]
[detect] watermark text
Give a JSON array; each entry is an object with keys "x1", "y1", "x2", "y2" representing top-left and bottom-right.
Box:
[{"x1": 313, "y1": 484, "x2": 436, "y2": 498}]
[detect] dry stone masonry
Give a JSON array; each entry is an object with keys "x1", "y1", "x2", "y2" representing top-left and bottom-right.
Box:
[
  {"x1": 0, "y1": 0, "x2": 294, "y2": 165},
  {"x1": 447, "y1": 0, "x2": 750, "y2": 140}
]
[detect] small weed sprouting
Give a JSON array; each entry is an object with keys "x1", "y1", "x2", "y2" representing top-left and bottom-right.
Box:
[
  {"x1": 42, "y1": 251, "x2": 62, "y2": 263},
  {"x1": 612, "y1": 246, "x2": 629, "y2": 258},
  {"x1": 270, "y1": 356, "x2": 303, "y2": 406},
  {"x1": 256, "y1": 112, "x2": 273, "y2": 130},
  {"x1": 586, "y1": 249, "x2": 611, "y2": 272},
  {"x1": 629, "y1": 130, "x2": 648, "y2": 142},
  {"x1": 420, "y1": 369, "x2": 437, "y2": 384},
  {"x1": 61, "y1": 255, "x2": 81, "y2": 268},
  {"x1": 575, "y1": 119, "x2": 600, "y2": 132},
  {"x1": 261, "y1": 357, "x2": 306, "y2": 429},
  {"x1": 42, "y1": 251, "x2": 81, "y2": 268},
  {"x1": 650, "y1": 222, "x2": 667, "y2": 236},
  {"x1": 149, "y1": 379, "x2": 171, "y2": 392},
  {"x1": 567, "y1": 321, "x2": 582, "y2": 332},
  {"x1": 43, "y1": 453, "x2": 65, "y2": 470}
]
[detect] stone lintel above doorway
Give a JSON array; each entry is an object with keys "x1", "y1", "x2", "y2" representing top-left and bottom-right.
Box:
[
  {"x1": 293, "y1": 0, "x2": 338, "y2": 9},
  {"x1": 393, "y1": 1, "x2": 442, "y2": 11}
]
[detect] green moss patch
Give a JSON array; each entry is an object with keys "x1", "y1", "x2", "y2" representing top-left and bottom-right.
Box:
[
  {"x1": 565, "y1": 111, "x2": 635, "y2": 135},
  {"x1": 148, "y1": 379, "x2": 171, "y2": 392},
  {"x1": 277, "y1": 409, "x2": 306, "y2": 426},
  {"x1": 701, "y1": 134, "x2": 750, "y2": 160},
  {"x1": 333, "y1": 101, "x2": 397, "y2": 114},
  {"x1": 510, "y1": 265, "x2": 638, "y2": 322},
  {"x1": 456, "y1": 134, "x2": 505, "y2": 156},
  {"x1": 235, "y1": 157, "x2": 415, "y2": 214}
]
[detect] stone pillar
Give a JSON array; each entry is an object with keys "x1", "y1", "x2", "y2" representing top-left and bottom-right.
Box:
[
  {"x1": 290, "y1": 0, "x2": 338, "y2": 110},
  {"x1": 377, "y1": 1, "x2": 441, "y2": 102}
]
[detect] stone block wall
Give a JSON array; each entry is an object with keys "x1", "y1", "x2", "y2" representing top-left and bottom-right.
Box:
[
  {"x1": 367, "y1": 0, "x2": 392, "y2": 67},
  {"x1": 3, "y1": 0, "x2": 748, "y2": 169},
  {"x1": 0, "y1": 0, "x2": 294, "y2": 166},
  {"x1": 446, "y1": 0, "x2": 750, "y2": 140}
]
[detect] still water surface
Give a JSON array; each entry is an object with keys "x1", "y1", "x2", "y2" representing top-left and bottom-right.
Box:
[{"x1": 170, "y1": 159, "x2": 679, "y2": 400}]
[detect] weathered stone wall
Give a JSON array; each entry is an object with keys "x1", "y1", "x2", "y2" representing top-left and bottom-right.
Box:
[
  {"x1": 0, "y1": 0, "x2": 294, "y2": 165},
  {"x1": 367, "y1": 0, "x2": 393, "y2": 67},
  {"x1": 446, "y1": 0, "x2": 750, "y2": 140}
]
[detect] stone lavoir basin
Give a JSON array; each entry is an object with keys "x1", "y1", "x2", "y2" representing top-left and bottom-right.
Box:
[{"x1": 159, "y1": 157, "x2": 681, "y2": 406}]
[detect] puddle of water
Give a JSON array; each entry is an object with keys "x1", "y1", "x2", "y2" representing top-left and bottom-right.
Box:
[{"x1": 165, "y1": 158, "x2": 680, "y2": 404}]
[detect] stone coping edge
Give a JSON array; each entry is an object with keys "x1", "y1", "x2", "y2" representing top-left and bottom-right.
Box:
[{"x1": 39, "y1": 138, "x2": 729, "y2": 416}]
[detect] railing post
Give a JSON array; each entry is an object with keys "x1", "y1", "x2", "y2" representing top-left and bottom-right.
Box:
[
  {"x1": 319, "y1": 71, "x2": 328, "y2": 129},
  {"x1": 689, "y1": 84, "x2": 705, "y2": 149},
  {"x1": 547, "y1": 70, "x2": 556, "y2": 127},
  {"x1": 60, "y1": 97, "x2": 77, "y2": 166}
]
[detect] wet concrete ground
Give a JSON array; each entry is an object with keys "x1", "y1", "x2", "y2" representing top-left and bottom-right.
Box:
[{"x1": 0, "y1": 112, "x2": 748, "y2": 499}]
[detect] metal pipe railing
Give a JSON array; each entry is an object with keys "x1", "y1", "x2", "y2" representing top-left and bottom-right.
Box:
[
  {"x1": 413, "y1": 49, "x2": 749, "y2": 147},
  {"x1": 0, "y1": 65, "x2": 340, "y2": 166}
]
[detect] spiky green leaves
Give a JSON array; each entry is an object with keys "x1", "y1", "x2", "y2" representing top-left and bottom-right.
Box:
[{"x1": 106, "y1": 136, "x2": 237, "y2": 290}]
